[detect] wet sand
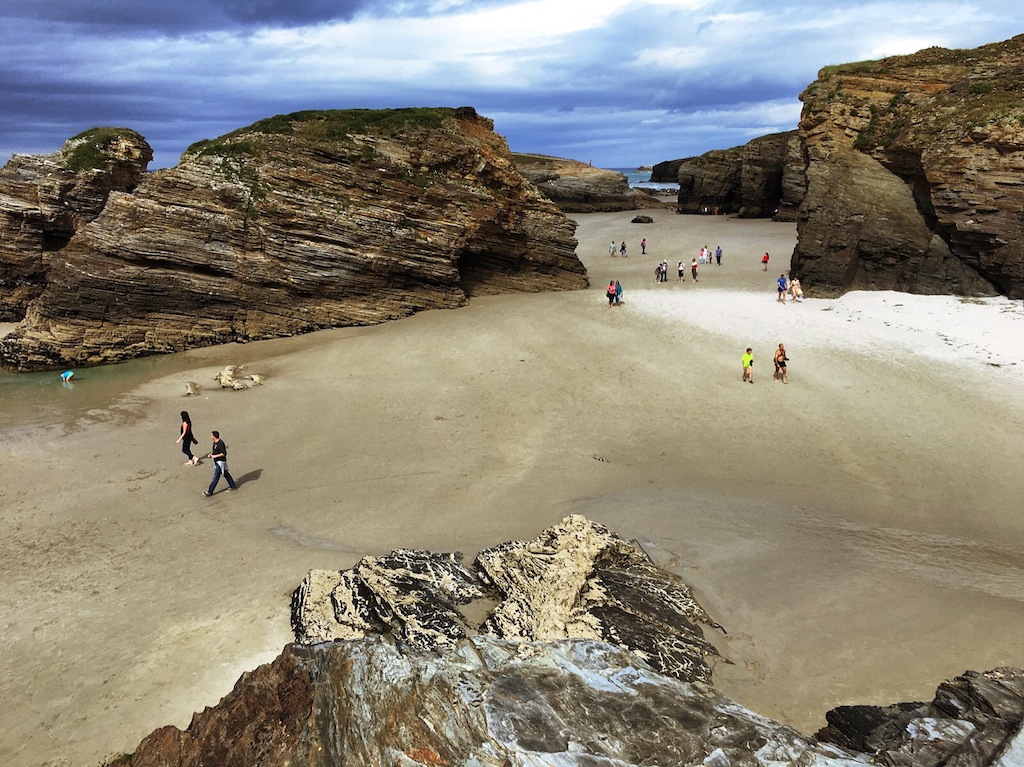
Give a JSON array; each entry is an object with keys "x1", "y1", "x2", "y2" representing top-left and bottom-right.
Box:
[{"x1": 1, "y1": 211, "x2": 1023, "y2": 767}]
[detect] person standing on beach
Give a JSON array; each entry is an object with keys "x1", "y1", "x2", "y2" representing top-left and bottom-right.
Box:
[
  {"x1": 677, "y1": 260, "x2": 684, "y2": 281},
  {"x1": 774, "y1": 344, "x2": 789, "y2": 383},
  {"x1": 762, "y1": 252, "x2": 770, "y2": 271},
  {"x1": 790, "y1": 277, "x2": 803, "y2": 302},
  {"x1": 691, "y1": 258, "x2": 699, "y2": 283},
  {"x1": 175, "y1": 411, "x2": 200, "y2": 466},
  {"x1": 715, "y1": 245, "x2": 722, "y2": 265},
  {"x1": 203, "y1": 430, "x2": 238, "y2": 496},
  {"x1": 742, "y1": 348, "x2": 754, "y2": 383},
  {"x1": 777, "y1": 274, "x2": 789, "y2": 303},
  {"x1": 641, "y1": 238, "x2": 647, "y2": 255}
]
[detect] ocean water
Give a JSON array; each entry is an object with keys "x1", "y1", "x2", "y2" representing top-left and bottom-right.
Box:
[
  {"x1": 606, "y1": 168, "x2": 678, "y2": 191},
  {"x1": 0, "y1": 353, "x2": 200, "y2": 436}
]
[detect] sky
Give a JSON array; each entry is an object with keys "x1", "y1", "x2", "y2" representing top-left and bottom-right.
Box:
[{"x1": 2, "y1": 1, "x2": 1023, "y2": 171}]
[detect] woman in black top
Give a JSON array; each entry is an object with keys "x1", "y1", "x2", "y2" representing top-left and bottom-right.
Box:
[{"x1": 175, "y1": 411, "x2": 200, "y2": 465}]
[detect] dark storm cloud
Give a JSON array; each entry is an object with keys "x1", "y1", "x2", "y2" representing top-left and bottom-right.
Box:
[
  {"x1": 2, "y1": 1, "x2": 1024, "y2": 169},
  {"x1": 0, "y1": 0, "x2": 517, "y2": 34}
]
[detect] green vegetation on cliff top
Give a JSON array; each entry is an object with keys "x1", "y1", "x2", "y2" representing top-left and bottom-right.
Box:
[
  {"x1": 185, "y1": 108, "x2": 456, "y2": 159},
  {"x1": 61, "y1": 127, "x2": 138, "y2": 172}
]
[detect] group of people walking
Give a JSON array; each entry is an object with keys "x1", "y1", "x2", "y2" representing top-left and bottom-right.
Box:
[
  {"x1": 177, "y1": 411, "x2": 238, "y2": 496},
  {"x1": 609, "y1": 238, "x2": 648, "y2": 258},
  {"x1": 741, "y1": 344, "x2": 790, "y2": 384},
  {"x1": 775, "y1": 274, "x2": 803, "y2": 303}
]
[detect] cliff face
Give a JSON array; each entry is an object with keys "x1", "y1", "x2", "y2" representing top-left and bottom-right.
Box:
[
  {"x1": 512, "y1": 153, "x2": 664, "y2": 212},
  {"x1": 0, "y1": 108, "x2": 587, "y2": 370},
  {"x1": 651, "y1": 131, "x2": 798, "y2": 218},
  {"x1": 0, "y1": 128, "x2": 152, "y2": 320},
  {"x1": 793, "y1": 35, "x2": 1024, "y2": 297}
]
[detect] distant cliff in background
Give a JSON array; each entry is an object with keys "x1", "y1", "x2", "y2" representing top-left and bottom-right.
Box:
[
  {"x1": 512, "y1": 153, "x2": 666, "y2": 212},
  {"x1": 0, "y1": 108, "x2": 587, "y2": 371},
  {"x1": 653, "y1": 34, "x2": 1024, "y2": 299},
  {"x1": 651, "y1": 131, "x2": 802, "y2": 220}
]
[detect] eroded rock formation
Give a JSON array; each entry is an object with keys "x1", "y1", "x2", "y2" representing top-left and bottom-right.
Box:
[
  {"x1": 118, "y1": 516, "x2": 1024, "y2": 767},
  {"x1": 651, "y1": 131, "x2": 799, "y2": 218},
  {"x1": 290, "y1": 515, "x2": 723, "y2": 684},
  {"x1": 0, "y1": 128, "x2": 152, "y2": 320},
  {"x1": 512, "y1": 153, "x2": 664, "y2": 212},
  {"x1": 0, "y1": 108, "x2": 588, "y2": 370},
  {"x1": 793, "y1": 36, "x2": 1024, "y2": 297}
]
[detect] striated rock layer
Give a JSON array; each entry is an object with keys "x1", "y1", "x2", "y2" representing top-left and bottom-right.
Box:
[
  {"x1": 793, "y1": 35, "x2": 1024, "y2": 297},
  {"x1": 651, "y1": 131, "x2": 799, "y2": 218},
  {"x1": 0, "y1": 108, "x2": 588, "y2": 370},
  {"x1": 512, "y1": 153, "x2": 665, "y2": 212},
  {"x1": 119, "y1": 516, "x2": 1024, "y2": 767},
  {"x1": 0, "y1": 128, "x2": 152, "y2": 320}
]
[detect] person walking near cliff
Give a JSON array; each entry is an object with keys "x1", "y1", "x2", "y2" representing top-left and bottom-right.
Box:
[
  {"x1": 774, "y1": 344, "x2": 789, "y2": 384},
  {"x1": 606, "y1": 280, "x2": 617, "y2": 306},
  {"x1": 790, "y1": 277, "x2": 803, "y2": 303},
  {"x1": 715, "y1": 245, "x2": 722, "y2": 265},
  {"x1": 762, "y1": 252, "x2": 770, "y2": 271},
  {"x1": 641, "y1": 238, "x2": 647, "y2": 255},
  {"x1": 203, "y1": 430, "x2": 238, "y2": 496},
  {"x1": 691, "y1": 258, "x2": 699, "y2": 283},
  {"x1": 176, "y1": 411, "x2": 200, "y2": 466},
  {"x1": 609, "y1": 241, "x2": 616, "y2": 257},
  {"x1": 777, "y1": 274, "x2": 789, "y2": 303},
  {"x1": 614, "y1": 280, "x2": 623, "y2": 306},
  {"x1": 620, "y1": 241, "x2": 627, "y2": 258},
  {"x1": 742, "y1": 348, "x2": 754, "y2": 383}
]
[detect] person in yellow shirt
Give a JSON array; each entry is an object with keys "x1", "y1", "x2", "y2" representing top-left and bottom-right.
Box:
[{"x1": 742, "y1": 348, "x2": 754, "y2": 383}]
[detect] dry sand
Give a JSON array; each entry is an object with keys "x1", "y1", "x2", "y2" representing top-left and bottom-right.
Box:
[{"x1": 2, "y1": 211, "x2": 1023, "y2": 767}]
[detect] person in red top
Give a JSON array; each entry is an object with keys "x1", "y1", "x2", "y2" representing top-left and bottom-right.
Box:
[{"x1": 762, "y1": 252, "x2": 770, "y2": 271}]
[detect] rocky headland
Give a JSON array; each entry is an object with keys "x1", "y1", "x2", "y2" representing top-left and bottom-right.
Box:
[
  {"x1": 512, "y1": 153, "x2": 666, "y2": 212},
  {"x1": 791, "y1": 35, "x2": 1024, "y2": 298},
  {"x1": 654, "y1": 35, "x2": 1024, "y2": 299},
  {"x1": 113, "y1": 517, "x2": 1024, "y2": 767},
  {"x1": 651, "y1": 131, "x2": 801, "y2": 220},
  {"x1": 0, "y1": 127, "x2": 152, "y2": 321},
  {"x1": 0, "y1": 108, "x2": 587, "y2": 371}
]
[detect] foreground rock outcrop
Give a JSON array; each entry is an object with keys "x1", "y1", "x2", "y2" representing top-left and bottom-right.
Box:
[
  {"x1": 116, "y1": 516, "x2": 1024, "y2": 767},
  {"x1": 793, "y1": 36, "x2": 1024, "y2": 297},
  {"x1": 0, "y1": 108, "x2": 587, "y2": 370},
  {"x1": 512, "y1": 153, "x2": 665, "y2": 212},
  {"x1": 0, "y1": 128, "x2": 152, "y2": 320},
  {"x1": 290, "y1": 515, "x2": 724, "y2": 684}
]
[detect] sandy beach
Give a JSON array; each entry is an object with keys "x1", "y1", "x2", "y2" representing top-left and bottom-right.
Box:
[{"x1": 2, "y1": 211, "x2": 1023, "y2": 767}]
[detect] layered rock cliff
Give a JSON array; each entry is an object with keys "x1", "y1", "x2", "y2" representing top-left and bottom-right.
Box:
[
  {"x1": 0, "y1": 108, "x2": 587, "y2": 370},
  {"x1": 792, "y1": 35, "x2": 1024, "y2": 297},
  {"x1": 512, "y1": 153, "x2": 664, "y2": 212},
  {"x1": 0, "y1": 128, "x2": 152, "y2": 320},
  {"x1": 115, "y1": 517, "x2": 1024, "y2": 767},
  {"x1": 650, "y1": 131, "x2": 799, "y2": 218}
]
